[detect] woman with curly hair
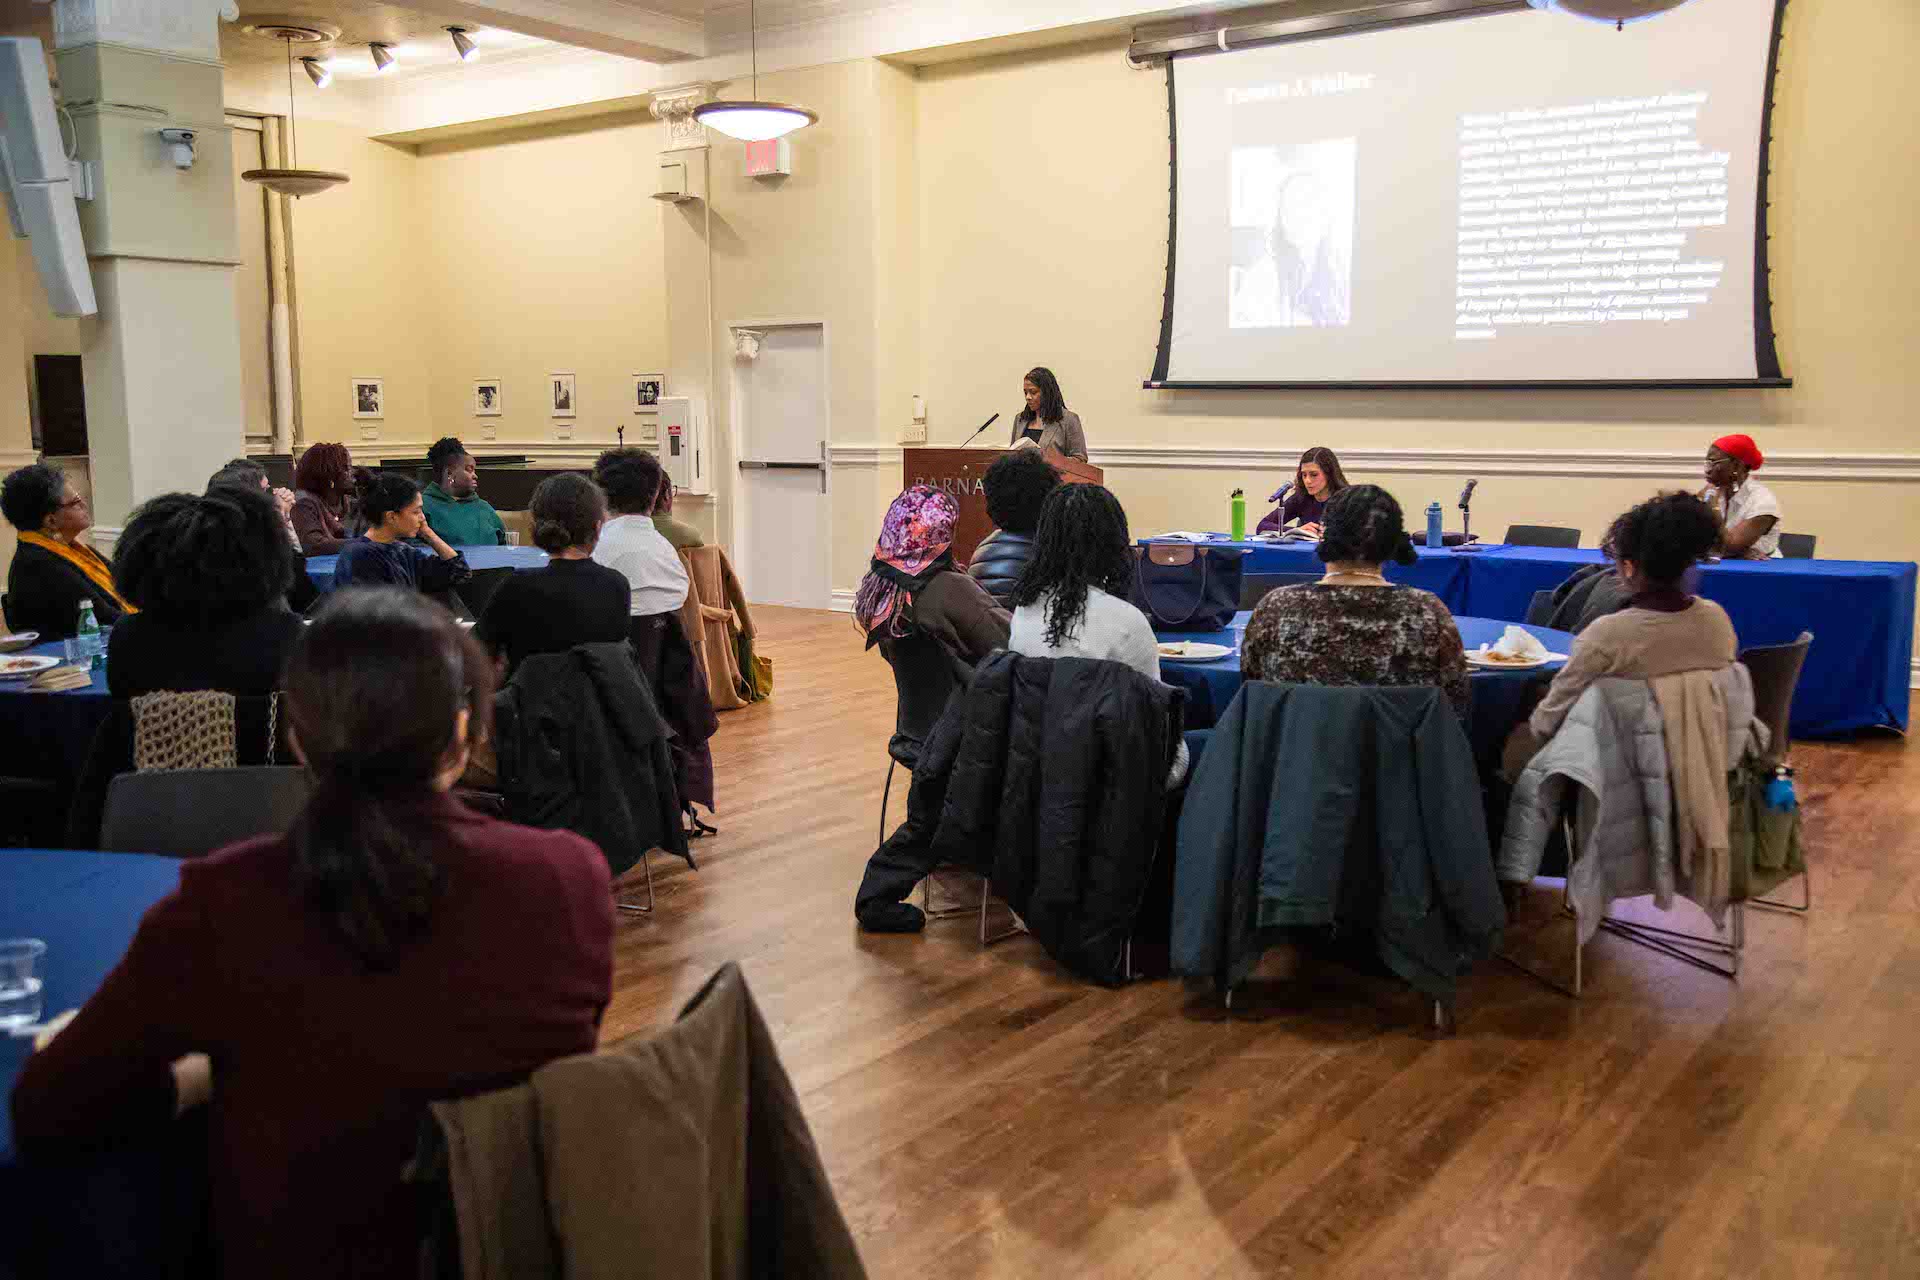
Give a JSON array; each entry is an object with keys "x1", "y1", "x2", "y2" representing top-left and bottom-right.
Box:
[
  {"x1": 107, "y1": 484, "x2": 307, "y2": 697},
  {"x1": 291, "y1": 442, "x2": 356, "y2": 555},
  {"x1": 1008, "y1": 482, "x2": 1161, "y2": 679}
]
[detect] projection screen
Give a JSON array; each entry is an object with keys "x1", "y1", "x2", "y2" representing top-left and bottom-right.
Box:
[{"x1": 1149, "y1": 0, "x2": 1790, "y2": 389}]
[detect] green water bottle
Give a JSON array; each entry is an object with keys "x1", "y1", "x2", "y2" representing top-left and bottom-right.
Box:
[{"x1": 1229, "y1": 488, "x2": 1247, "y2": 541}]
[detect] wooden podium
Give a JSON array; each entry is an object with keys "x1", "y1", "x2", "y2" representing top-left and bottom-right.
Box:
[{"x1": 902, "y1": 446, "x2": 1103, "y2": 563}]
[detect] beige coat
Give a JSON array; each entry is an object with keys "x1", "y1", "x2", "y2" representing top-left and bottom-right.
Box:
[
  {"x1": 1009, "y1": 409, "x2": 1088, "y2": 461},
  {"x1": 427, "y1": 963, "x2": 866, "y2": 1280}
]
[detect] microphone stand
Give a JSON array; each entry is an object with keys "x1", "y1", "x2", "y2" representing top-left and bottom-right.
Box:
[{"x1": 1456, "y1": 482, "x2": 1484, "y2": 552}]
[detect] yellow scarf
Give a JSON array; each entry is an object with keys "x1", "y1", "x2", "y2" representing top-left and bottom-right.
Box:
[{"x1": 17, "y1": 531, "x2": 135, "y2": 615}]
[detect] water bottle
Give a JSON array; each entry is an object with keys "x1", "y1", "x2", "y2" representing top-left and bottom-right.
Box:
[
  {"x1": 76, "y1": 598, "x2": 103, "y2": 668},
  {"x1": 1229, "y1": 488, "x2": 1247, "y2": 542},
  {"x1": 1425, "y1": 502, "x2": 1444, "y2": 549}
]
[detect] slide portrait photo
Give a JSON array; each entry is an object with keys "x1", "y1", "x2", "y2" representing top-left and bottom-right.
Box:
[{"x1": 1228, "y1": 138, "x2": 1356, "y2": 330}]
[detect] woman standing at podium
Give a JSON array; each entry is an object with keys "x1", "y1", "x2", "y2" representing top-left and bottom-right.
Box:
[{"x1": 1009, "y1": 367, "x2": 1088, "y2": 462}]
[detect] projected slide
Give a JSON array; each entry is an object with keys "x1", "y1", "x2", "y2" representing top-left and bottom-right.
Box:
[{"x1": 1155, "y1": 0, "x2": 1786, "y2": 387}]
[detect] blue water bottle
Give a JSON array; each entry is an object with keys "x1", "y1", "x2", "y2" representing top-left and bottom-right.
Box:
[{"x1": 1425, "y1": 502, "x2": 1443, "y2": 549}]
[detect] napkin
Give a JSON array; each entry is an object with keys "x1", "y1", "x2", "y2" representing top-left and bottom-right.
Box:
[
  {"x1": 1487, "y1": 626, "x2": 1549, "y2": 661},
  {"x1": 29, "y1": 664, "x2": 92, "y2": 692},
  {"x1": 1154, "y1": 531, "x2": 1216, "y2": 542}
]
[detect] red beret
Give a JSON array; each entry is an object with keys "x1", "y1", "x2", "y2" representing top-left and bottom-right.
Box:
[{"x1": 1712, "y1": 433, "x2": 1764, "y2": 471}]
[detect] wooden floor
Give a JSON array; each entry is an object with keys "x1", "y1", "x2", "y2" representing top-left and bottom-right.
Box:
[{"x1": 605, "y1": 607, "x2": 1920, "y2": 1279}]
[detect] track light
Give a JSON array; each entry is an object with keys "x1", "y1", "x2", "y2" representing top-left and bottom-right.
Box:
[
  {"x1": 301, "y1": 56, "x2": 331, "y2": 88},
  {"x1": 446, "y1": 26, "x2": 476, "y2": 61},
  {"x1": 369, "y1": 43, "x2": 395, "y2": 73}
]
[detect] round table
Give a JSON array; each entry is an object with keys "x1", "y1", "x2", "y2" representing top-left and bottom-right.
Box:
[{"x1": 1154, "y1": 612, "x2": 1574, "y2": 765}]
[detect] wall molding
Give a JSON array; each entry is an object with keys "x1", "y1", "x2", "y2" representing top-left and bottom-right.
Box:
[
  {"x1": 831, "y1": 443, "x2": 1920, "y2": 484},
  {"x1": 829, "y1": 588, "x2": 856, "y2": 613}
]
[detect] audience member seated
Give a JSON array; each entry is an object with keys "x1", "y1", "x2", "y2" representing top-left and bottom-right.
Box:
[
  {"x1": 1702, "y1": 433, "x2": 1781, "y2": 559},
  {"x1": 1, "y1": 462, "x2": 130, "y2": 640},
  {"x1": 651, "y1": 477, "x2": 706, "y2": 550},
  {"x1": 1009, "y1": 482, "x2": 1187, "y2": 783},
  {"x1": 968, "y1": 448, "x2": 1061, "y2": 606},
  {"x1": 421, "y1": 435, "x2": 507, "y2": 547},
  {"x1": 208, "y1": 460, "x2": 319, "y2": 613},
  {"x1": 1503, "y1": 491, "x2": 1734, "y2": 776},
  {"x1": 477, "y1": 474, "x2": 628, "y2": 681},
  {"x1": 107, "y1": 486, "x2": 308, "y2": 699},
  {"x1": 210, "y1": 458, "x2": 299, "y2": 548},
  {"x1": 334, "y1": 472, "x2": 472, "y2": 594},
  {"x1": 855, "y1": 484, "x2": 1010, "y2": 666},
  {"x1": 11, "y1": 588, "x2": 614, "y2": 1279},
  {"x1": 592, "y1": 448, "x2": 689, "y2": 617},
  {"x1": 290, "y1": 442, "x2": 357, "y2": 555},
  {"x1": 1241, "y1": 484, "x2": 1470, "y2": 720},
  {"x1": 1256, "y1": 445, "x2": 1348, "y2": 537}
]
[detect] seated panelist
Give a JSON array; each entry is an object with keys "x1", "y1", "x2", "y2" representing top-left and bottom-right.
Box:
[
  {"x1": 1700, "y1": 433, "x2": 1781, "y2": 560},
  {"x1": 1256, "y1": 445, "x2": 1349, "y2": 537},
  {"x1": 334, "y1": 473, "x2": 472, "y2": 595}
]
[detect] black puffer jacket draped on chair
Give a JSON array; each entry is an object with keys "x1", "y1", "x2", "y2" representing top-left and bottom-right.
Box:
[
  {"x1": 494, "y1": 642, "x2": 691, "y2": 877},
  {"x1": 856, "y1": 651, "x2": 1183, "y2": 985},
  {"x1": 965, "y1": 530, "x2": 1036, "y2": 607}
]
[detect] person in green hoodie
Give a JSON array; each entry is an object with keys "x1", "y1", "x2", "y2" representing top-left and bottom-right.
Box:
[{"x1": 421, "y1": 436, "x2": 506, "y2": 548}]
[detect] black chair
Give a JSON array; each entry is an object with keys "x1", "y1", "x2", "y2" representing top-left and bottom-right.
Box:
[
  {"x1": 1238, "y1": 573, "x2": 1321, "y2": 611},
  {"x1": 1504, "y1": 525, "x2": 1581, "y2": 549},
  {"x1": 876, "y1": 630, "x2": 980, "y2": 921},
  {"x1": 1777, "y1": 532, "x2": 1816, "y2": 559},
  {"x1": 98, "y1": 766, "x2": 312, "y2": 857},
  {"x1": 1523, "y1": 590, "x2": 1557, "y2": 627},
  {"x1": 1739, "y1": 631, "x2": 1814, "y2": 915}
]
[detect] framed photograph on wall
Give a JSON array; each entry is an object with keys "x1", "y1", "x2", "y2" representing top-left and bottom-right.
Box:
[
  {"x1": 550, "y1": 372, "x2": 576, "y2": 418},
  {"x1": 632, "y1": 374, "x2": 664, "y2": 410},
  {"x1": 351, "y1": 377, "x2": 384, "y2": 419},
  {"x1": 473, "y1": 379, "x2": 502, "y2": 416}
]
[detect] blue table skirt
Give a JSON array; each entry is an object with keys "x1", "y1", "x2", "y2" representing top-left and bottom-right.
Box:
[
  {"x1": 1143, "y1": 538, "x2": 1917, "y2": 737},
  {"x1": 0, "y1": 849, "x2": 181, "y2": 1159},
  {"x1": 305, "y1": 543, "x2": 549, "y2": 592},
  {"x1": 0, "y1": 642, "x2": 111, "y2": 797},
  {"x1": 1156, "y1": 612, "x2": 1572, "y2": 766}
]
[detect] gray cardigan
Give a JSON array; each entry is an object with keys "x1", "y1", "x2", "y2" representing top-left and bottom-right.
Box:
[{"x1": 1009, "y1": 409, "x2": 1088, "y2": 461}]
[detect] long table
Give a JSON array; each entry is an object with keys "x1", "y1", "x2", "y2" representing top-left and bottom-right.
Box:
[
  {"x1": 305, "y1": 543, "x2": 549, "y2": 593},
  {"x1": 1142, "y1": 538, "x2": 1916, "y2": 738}
]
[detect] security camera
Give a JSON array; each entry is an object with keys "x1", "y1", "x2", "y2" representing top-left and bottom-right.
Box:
[{"x1": 158, "y1": 127, "x2": 196, "y2": 171}]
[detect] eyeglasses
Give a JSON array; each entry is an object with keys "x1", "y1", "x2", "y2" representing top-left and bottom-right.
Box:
[{"x1": 57, "y1": 495, "x2": 87, "y2": 510}]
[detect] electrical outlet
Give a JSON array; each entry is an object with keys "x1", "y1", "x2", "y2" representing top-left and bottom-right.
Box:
[
  {"x1": 480, "y1": 423, "x2": 498, "y2": 441},
  {"x1": 358, "y1": 424, "x2": 379, "y2": 441},
  {"x1": 555, "y1": 423, "x2": 572, "y2": 441}
]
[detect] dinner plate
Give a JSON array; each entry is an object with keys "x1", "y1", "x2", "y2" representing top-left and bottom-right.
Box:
[
  {"x1": 1465, "y1": 648, "x2": 1568, "y2": 670},
  {"x1": 1158, "y1": 641, "x2": 1234, "y2": 662},
  {"x1": 0, "y1": 631, "x2": 39, "y2": 653},
  {"x1": 0, "y1": 654, "x2": 62, "y2": 680}
]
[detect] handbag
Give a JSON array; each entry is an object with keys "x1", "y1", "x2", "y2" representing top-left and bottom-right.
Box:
[{"x1": 1127, "y1": 543, "x2": 1245, "y2": 632}]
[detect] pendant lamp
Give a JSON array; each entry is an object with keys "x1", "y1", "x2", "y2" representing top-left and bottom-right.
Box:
[
  {"x1": 692, "y1": 0, "x2": 818, "y2": 142},
  {"x1": 243, "y1": 36, "x2": 349, "y2": 198},
  {"x1": 1525, "y1": 0, "x2": 1696, "y2": 26}
]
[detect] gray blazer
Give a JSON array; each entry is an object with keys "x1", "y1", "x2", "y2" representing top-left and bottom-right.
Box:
[{"x1": 1009, "y1": 409, "x2": 1088, "y2": 462}]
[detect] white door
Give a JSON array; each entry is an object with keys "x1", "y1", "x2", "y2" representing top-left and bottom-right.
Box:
[{"x1": 734, "y1": 323, "x2": 830, "y2": 608}]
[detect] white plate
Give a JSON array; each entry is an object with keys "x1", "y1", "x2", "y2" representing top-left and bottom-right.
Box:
[
  {"x1": 0, "y1": 654, "x2": 62, "y2": 680},
  {"x1": 0, "y1": 631, "x2": 39, "y2": 653},
  {"x1": 1466, "y1": 648, "x2": 1568, "y2": 671},
  {"x1": 1158, "y1": 641, "x2": 1234, "y2": 662}
]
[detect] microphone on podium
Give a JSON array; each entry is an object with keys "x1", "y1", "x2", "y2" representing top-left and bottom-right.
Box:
[
  {"x1": 1457, "y1": 478, "x2": 1479, "y2": 509},
  {"x1": 956, "y1": 412, "x2": 1000, "y2": 448},
  {"x1": 1267, "y1": 481, "x2": 1294, "y2": 505},
  {"x1": 1456, "y1": 478, "x2": 1482, "y2": 549}
]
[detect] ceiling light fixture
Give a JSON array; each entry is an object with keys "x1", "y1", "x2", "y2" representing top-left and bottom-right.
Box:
[
  {"x1": 1523, "y1": 0, "x2": 1696, "y2": 27},
  {"x1": 242, "y1": 35, "x2": 349, "y2": 198},
  {"x1": 301, "y1": 56, "x2": 331, "y2": 88},
  {"x1": 446, "y1": 26, "x2": 477, "y2": 61},
  {"x1": 691, "y1": 0, "x2": 818, "y2": 142},
  {"x1": 369, "y1": 42, "x2": 395, "y2": 73}
]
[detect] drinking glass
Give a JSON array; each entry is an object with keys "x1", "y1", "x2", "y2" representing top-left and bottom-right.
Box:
[
  {"x1": 0, "y1": 938, "x2": 47, "y2": 1031},
  {"x1": 505, "y1": 531, "x2": 522, "y2": 547}
]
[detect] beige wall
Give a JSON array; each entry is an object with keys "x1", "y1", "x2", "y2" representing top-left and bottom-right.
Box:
[{"x1": 900, "y1": 2, "x2": 1920, "y2": 580}]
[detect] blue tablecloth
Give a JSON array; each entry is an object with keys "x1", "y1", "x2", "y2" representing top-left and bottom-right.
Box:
[
  {"x1": 1143, "y1": 538, "x2": 1917, "y2": 737},
  {"x1": 1156, "y1": 612, "x2": 1572, "y2": 766},
  {"x1": 0, "y1": 643, "x2": 111, "y2": 808},
  {"x1": 0, "y1": 850, "x2": 180, "y2": 1159},
  {"x1": 305, "y1": 543, "x2": 549, "y2": 592}
]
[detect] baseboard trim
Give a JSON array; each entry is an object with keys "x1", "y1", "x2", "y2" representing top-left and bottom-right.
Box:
[
  {"x1": 830, "y1": 588, "x2": 856, "y2": 613},
  {"x1": 829, "y1": 443, "x2": 1920, "y2": 483}
]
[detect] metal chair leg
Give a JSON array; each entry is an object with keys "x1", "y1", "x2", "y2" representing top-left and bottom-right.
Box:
[
  {"x1": 615, "y1": 849, "x2": 655, "y2": 915},
  {"x1": 1495, "y1": 878, "x2": 1584, "y2": 998},
  {"x1": 1751, "y1": 864, "x2": 1812, "y2": 915},
  {"x1": 1597, "y1": 901, "x2": 1742, "y2": 981},
  {"x1": 977, "y1": 878, "x2": 1025, "y2": 946},
  {"x1": 879, "y1": 759, "x2": 896, "y2": 851}
]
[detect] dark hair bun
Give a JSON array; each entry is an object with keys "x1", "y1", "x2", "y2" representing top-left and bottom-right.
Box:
[
  {"x1": 532, "y1": 519, "x2": 572, "y2": 553},
  {"x1": 1316, "y1": 484, "x2": 1409, "y2": 567}
]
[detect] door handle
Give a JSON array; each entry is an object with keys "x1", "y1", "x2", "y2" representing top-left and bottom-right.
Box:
[{"x1": 737, "y1": 460, "x2": 823, "y2": 470}]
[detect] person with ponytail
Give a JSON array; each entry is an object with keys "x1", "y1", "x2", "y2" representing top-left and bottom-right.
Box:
[
  {"x1": 12, "y1": 588, "x2": 614, "y2": 1279},
  {"x1": 1241, "y1": 483, "x2": 1470, "y2": 719},
  {"x1": 475, "y1": 471, "x2": 628, "y2": 681}
]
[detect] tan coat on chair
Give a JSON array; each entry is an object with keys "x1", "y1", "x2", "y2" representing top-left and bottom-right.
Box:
[{"x1": 677, "y1": 545, "x2": 759, "y2": 711}]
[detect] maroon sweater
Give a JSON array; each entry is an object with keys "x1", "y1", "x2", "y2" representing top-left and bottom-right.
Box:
[{"x1": 11, "y1": 795, "x2": 614, "y2": 1279}]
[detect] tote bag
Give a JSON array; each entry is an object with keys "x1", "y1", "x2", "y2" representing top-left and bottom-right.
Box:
[{"x1": 1127, "y1": 544, "x2": 1245, "y2": 632}]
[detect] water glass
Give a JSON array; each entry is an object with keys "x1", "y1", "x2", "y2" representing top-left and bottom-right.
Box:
[
  {"x1": 0, "y1": 938, "x2": 46, "y2": 1031},
  {"x1": 505, "y1": 531, "x2": 522, "y2": 547}
]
